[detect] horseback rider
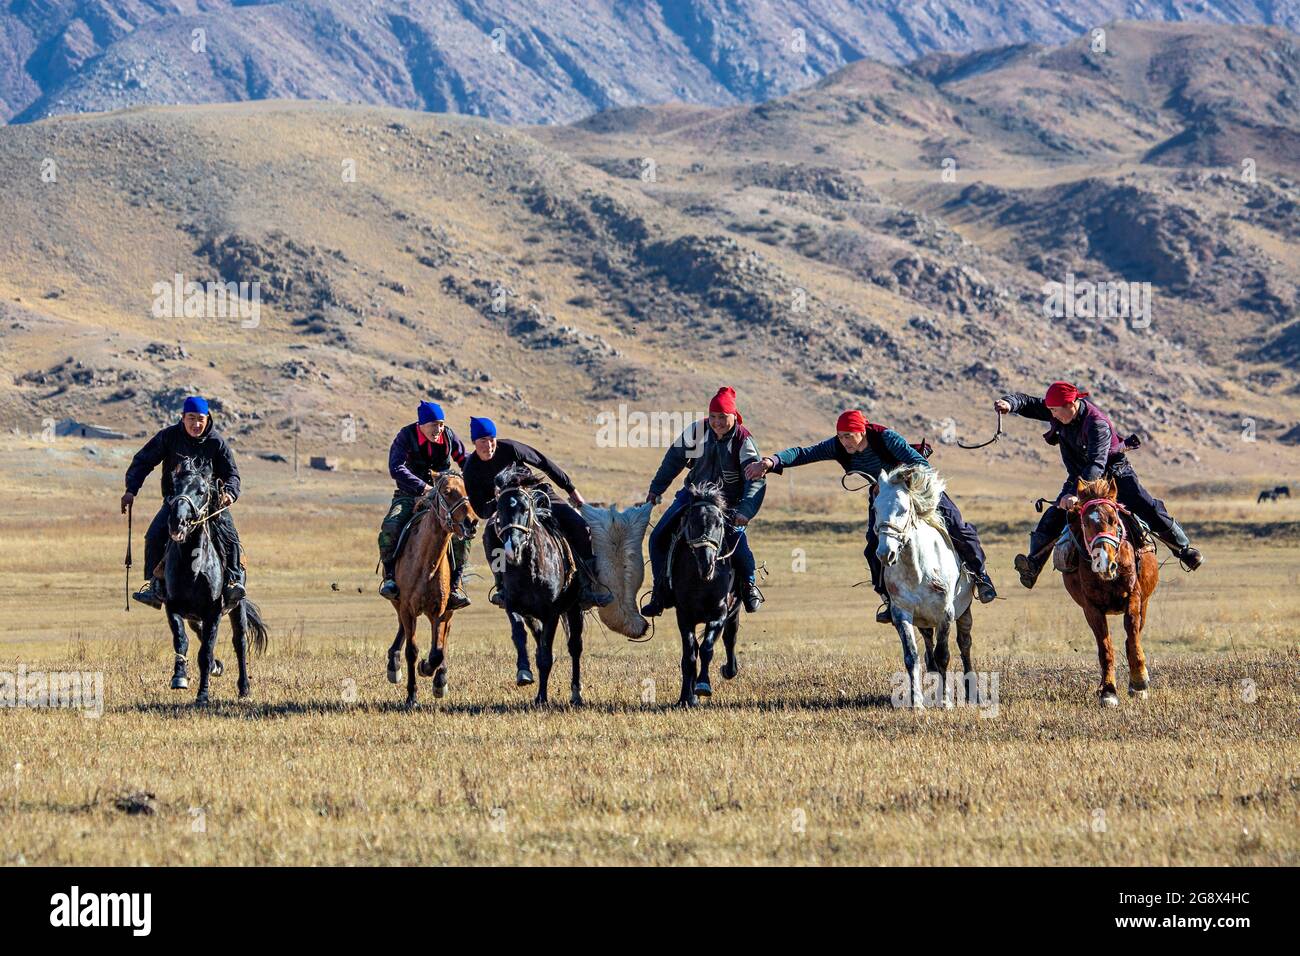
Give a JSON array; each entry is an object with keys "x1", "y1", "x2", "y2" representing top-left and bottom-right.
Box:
[
  {"x1": 995, "y1": 381, "x2": 1204, "y2": 588},
  {"x1": 462, "y1": 416, "x2": 613, "y2": 610},
  {"x1": 747, "y1": 409, "x2": 997, "y2": 624},
  {"x1": 120, "y1": 395, "x2": 245, "y2": 609},
  {"x1": 378, "y1": 401, "x2": 471, "y2": 607},
  {"x1": 640, "y1": 386, "x2": 766, "y2": 617}
]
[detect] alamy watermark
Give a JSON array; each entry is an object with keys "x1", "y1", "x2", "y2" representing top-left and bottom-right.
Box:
[
  {"x1": 890, "y1": 670, "x2": 999, "y2": 716},
  {"x1": 595, "y1": 404, "x2": 709, "y2": 458},
  {"x1": 1042, "y1": 273, "x2": 1150, "y2": 329},
  {"x1": 151, "y1": 273, "x2": 261, "y2": 328},
  {"x1": 0, "y1": 665, "x2": 103, "y2": 718}
]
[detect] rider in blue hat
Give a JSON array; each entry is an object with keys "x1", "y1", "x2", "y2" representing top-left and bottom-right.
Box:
[
  {"x1": 377, "y1": 401, "x2": 470, "y2": 605},
  {"x1": 121, "y1": 395, "x2": 245, "y2": 609}
]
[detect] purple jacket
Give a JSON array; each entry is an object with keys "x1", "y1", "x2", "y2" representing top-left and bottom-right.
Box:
[
  {"x1": 389, "y1": 423, "x2": 466, "y2": 497},
  {"x1": 1003, "y1": 393, "x2": 1126, "y2": 481}
]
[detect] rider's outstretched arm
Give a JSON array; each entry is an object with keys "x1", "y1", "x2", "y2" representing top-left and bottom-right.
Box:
[
  {"x1": 124, "y1": 428, "x2": 168, "y2": 496},
  {"x1": 765, "y1": 437, "x2": 837, "y2": 475}
]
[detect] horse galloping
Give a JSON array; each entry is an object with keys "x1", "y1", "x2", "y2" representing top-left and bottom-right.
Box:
[
  {"x1": 1061, "y1": 476, "x2": 1159, "y2": 706},
  {"x1": 385, "y1": 470, "x2": 478, "y2": 707},
  {"x1": 668, "y1": 482, "x2": 741, "y2": 707},
  {"x1": 492, "y1": 465, "x2": 585, "y2": 706},
  {"x1": 871, "y1": 465, "x2": 976, "y2": 710},
  {"x1": 161, "y1": 456, "x2": 268, "y2": 705}
]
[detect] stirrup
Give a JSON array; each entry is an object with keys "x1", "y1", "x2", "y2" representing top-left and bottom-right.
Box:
[
  {"x1": 875, "y1": 600, "x2": 892, "y2": 624},
  {"x1": 379, "y1": 579, "x2": 400, "y2": 599}
]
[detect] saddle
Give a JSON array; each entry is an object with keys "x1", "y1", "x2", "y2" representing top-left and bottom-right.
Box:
[{"x1": 390, "y1": 495, "x2": 433, "y2": 564}]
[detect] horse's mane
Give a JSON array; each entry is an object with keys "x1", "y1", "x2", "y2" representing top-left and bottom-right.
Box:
[
  {"x1": 882, "y1": 464, "x2": 946, "y2": 521},
  {"x1": 495, "y1": 463, "x2": 542, "y2": 493},
  {"x1": 1076, "y1": 477, "x2": 1115, "y2": 503},
  {"x1": 685, "y1": 480, "x2": 727, "y2": 512}
]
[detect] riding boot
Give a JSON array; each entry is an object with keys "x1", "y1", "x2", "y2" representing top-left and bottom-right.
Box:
[
  {"x1": 378, "y1": 551, "x2": 400, "y2": 599},
  {"x1": 579, "y1": 557, "x2": 614, "y2": 610},
  {"x1": 1014, "y1": 529, "x2": 1053, "y2": 589},
  {"x1": 223, "y1": 565, "x2": 246, "y2": 608},
  {"x1": 640, "y1": 578, "x2": 669, "y2": 618},
  {"x1": 971, "y1": 569, "x2": 997, "y2": 603},
  {"x1": 875, "y1": 589, "x2": 892, "y2": 624},
  {"x1": 1160, "y1": 519, "x2": 1203, "y2": 570},
  {"x1": 133, "y1": 577, "x2": 166, "y2": 610},
  {"x1": 489, "y1": 568, "x2": 507, "y2": 608},
  {"x1": 741, "y1": 579, "x2": 763, "y2": 613},
  {"x1": 446, "y1": 564, "x2": 471, "y2": 610}
]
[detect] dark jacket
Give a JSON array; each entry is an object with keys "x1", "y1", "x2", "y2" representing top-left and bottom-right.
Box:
[
  {"x1": 463, "y1": 438, "x2": 576, "y2": 520},
  {"x1": 388, "y1": 423, "x2": 467, "y2": 496},
  {"x1": 1003, "y1": 393, "x2": 1126, "y2": 481},
  {"x1": 770, "y1": 424, "x2": 928, "y2": 481},
  {"x1": 125, "y1": 416, "x2": 241, "y2": 501},
  {"x1": 649, "y1": 420, "x2": 766, "y2": 520}
]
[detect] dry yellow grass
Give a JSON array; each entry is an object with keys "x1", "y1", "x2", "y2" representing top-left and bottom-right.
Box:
[{"x1": 1, "y1": 444, "x2": 1296, "y2": 865}]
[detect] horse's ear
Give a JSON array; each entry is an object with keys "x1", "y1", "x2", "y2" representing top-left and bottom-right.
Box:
[
  {"x1": 1106, "y1": 476, "x2": 1118, "y2": 500},
  {"x1": 1076, "y1": 478, "x2": 1087, "y2": 495}
]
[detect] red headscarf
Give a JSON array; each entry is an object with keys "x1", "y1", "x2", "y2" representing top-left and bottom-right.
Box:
[
  {"x1": 708, "y1": 386, "x2": 742, "y2": 424},
  {"x1": 836, "y1": 409, "x2": 867, "y2": 434},
  {"x1": 1044, "y1": 381, "x2": 1089, "y2": 408}
]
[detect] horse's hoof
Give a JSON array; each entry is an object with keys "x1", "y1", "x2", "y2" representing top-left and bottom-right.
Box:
[
  {"x1": 720, "y1": 662, "x2": 738, "y2": 680},
  {"x1": 1129, "y1": 685, "x2": 1149, "y2": 700},
  {"x1": 418, "y1": 658, "x2": 435, "y2": 677},
  {"x1": 386, "y1": 666, "x2": 399, "y2": 684},
  {"x1": 1100, "y1": 691, "x2": 1120, "y2": 707},
  {"x1": 238, "y1": 685, "x2": 251, "y2": 699},
  {"x1": 570, "y1": 692, "x2": 583, "y2": 707},
  {"x1": 209, "y1": 659, "x2": 223, "y2": 678},
  {"x1": 432, "y1": 677, "x2": 447, "y2": 699},
  {"x1": 677, "y1": 696, "x2": 698, "y2": 708},
  {"x1": 404, "y1": 697, "x2": 419, "y2": 710},
  {"x1": 517, "y1": 669, "x2": 535, "y2": 687},
  {"x1": 170, "y1": 675, "x2": 188, "y2": 690},
  {"x1": 194, "y1": 694, "x2": 210, "y2": 708},
  {"x1": 694, "y1": 681, "x2": 713, "y2": 698}
]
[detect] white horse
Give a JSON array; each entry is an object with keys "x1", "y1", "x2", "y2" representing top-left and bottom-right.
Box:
[{"x1": 871, "y1": 465, "x2": 976, "y2": 709}]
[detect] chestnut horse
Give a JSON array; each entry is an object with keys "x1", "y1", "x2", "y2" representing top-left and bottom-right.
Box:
[
  {"x1": 384, "y1": 471, "x2": 478, "y2": 707},
  {"x1": 1061, "y1": 476, "x2": 1158, "y2": 706}
]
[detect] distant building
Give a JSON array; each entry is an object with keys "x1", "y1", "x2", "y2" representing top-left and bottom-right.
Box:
[
  {"x1": 54, "y1": 418, "x2": 126, "y2": 440},
  {"x1": 310, "y1": 456, "x2": 338, "y2": 472}
]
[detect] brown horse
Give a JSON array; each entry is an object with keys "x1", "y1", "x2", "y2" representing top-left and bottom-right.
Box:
[
  {"x1": 384, "y1": 471, "x2": 478, "y2": 707},
  {"x1": 1061, "y1": 476, "x2": 1158, "y2": 706}
]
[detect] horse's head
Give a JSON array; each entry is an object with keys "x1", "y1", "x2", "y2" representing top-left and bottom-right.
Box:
[
  {"x1": 426, "y1": 470, "x2": 478, "y2": 541},
  {"x1": 874, "y1": 465, "x2": 945, "y2": 567},
  {"x1": 167, "y1": 456, "x2": 213, "y2": 542},
  {"x1": 493, "y1": 465, "x2": 548, "y2": 566},
  {"x1": 683, "y1": 481, "x2": 729, "y2": 581},
  {"x1": 1074, "y1": 477, "x2": 1125, "y2": 581}
]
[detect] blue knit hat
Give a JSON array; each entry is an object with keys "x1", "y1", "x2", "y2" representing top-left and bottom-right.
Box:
[
  {"x1": 469, "y1": 417, "x2": 497, "y2": 441},
  {"x1": 182, "y1": 396, "x2": 210, "y2": 416},
  {"x1": 417, "y1": 401, "x2": 444, "y2": 425}
]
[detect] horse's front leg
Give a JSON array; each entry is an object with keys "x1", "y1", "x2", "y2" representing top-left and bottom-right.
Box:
[
  {"x1": 1124, "y1": 593, "x2": 1149, "y2": 698},
  {"x1": 428, "y1": 612, "x2": 451, "y2": 699},
  {"x1": 955, "y1": 605, "x2": 976, "y2": 704},
  {"x1": 566, "y1": 605, "x2": 583, "y2": 706},
  {"x1": 892, "y1": 612, "x2": 924, "y2": 709},
  {"x1": 402, "y1": 611, "x2": 419, "y2": 708},
  {"x1": 228, "y1": 603, "x2": 250, "y2": 698},
  {"x1": 720, "y1": 614, "x2": 739, "y2": 681},
  {"x1": 194, "y1": 615, "x2": 220, "y2": 707},
  {"x1": 509, "y1": 613, "x2": 533, "y2": 686},
  {"x1": 695, "y1": 619, "x2": 721, "y2": 698},
  {"x1": 534, "y1": 615, "x2": 557, "y2": 706},
  {"x1": 1083, "y1": 604, "x2": 1118, "y2": 706},
  {"x1": 386, "y1": 625, "x2": 404, "y2": 684},
  {"x1": 931, "y1": 613, "x2": 954, "y2": 709},
  {"x1": 166, "y1": 611, "x2": 189, "y2": 690},
  {"x1": 677, "y1": 610, "x2": 698, "y2": 707}
]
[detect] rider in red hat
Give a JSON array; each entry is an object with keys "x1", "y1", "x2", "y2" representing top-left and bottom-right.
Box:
[
  {"x1": 996, "y1": 382, "x2": 1203, "y2": 588},
  {"x1": 748, "y1": 408, "x2": 996, "y2": 623}
]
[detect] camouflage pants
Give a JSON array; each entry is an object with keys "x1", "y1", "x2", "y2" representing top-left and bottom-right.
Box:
[{"x1": 378, "y1": 493, "x2": 469, "y2": 576}]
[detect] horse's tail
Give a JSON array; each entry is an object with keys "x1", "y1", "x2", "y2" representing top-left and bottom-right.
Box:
[{"x1": 240, "y1": 599, "x2": 269, "y2": 656}]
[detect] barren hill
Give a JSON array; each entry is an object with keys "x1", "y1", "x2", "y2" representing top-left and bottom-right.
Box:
[{"x1": 1, "y1": 22, "x2": 1299, "y2": 497}]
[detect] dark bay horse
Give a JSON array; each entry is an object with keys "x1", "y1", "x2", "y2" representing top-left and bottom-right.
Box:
[
  {"x1": 668, "y1": 482, "x2": 740, "y2": 707},
  {"x1": 1062, "y1": 476, "x2": 1159, "y2": 706},
  {"x1": 492, "y1": 465, "x2": 584, "y2": 706},
  {"x1": 162, "y1": 457, "x2": 268, "y2": 705},
  {"x1": 384, "y1": 471, "x2": 478, "y2": 708}
]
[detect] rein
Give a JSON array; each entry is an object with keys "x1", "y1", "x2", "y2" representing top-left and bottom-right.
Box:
[{"x1": 1077, "y1": 497, "x2": 1128, "y2": 555}]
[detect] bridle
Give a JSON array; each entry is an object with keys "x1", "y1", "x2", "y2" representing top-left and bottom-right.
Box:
[
  {"x1": 493, "y1": 484, "x2": 551, "y2": 543},
  {"x1": 428, "y1": 471, "x2": 472, "y2": 535},
  {"x1": 1077, "y1": 497, "x2": 1128, "y2": 556},
  {"x1": 167, "y1": 467, "x2": 227, "y2": 537},
  {"x1": 875, "y1": 506, "x2": 918, "y2": 546},
  {"x1": 684, "y1": 499, "x2": 739, "y2": 569}
]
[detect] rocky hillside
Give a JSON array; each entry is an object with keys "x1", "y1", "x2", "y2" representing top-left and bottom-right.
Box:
[
  {"x1": 2, "y1": 1, "x2": 1297, "y2": 125},
  {"x1": 1, "y1": 22, "x2": 1298, "y2": 489}
]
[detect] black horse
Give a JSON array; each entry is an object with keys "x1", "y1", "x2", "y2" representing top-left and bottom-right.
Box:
[
  {"x1": 162, "y1": 456, "x2": 268, "y2": 705},
  {"x1": 491, "y1": 465, "x2": 584, "y2": 706},
  {"x1": 668, "y1": 482, "x2": 740, "y2": 707}
]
